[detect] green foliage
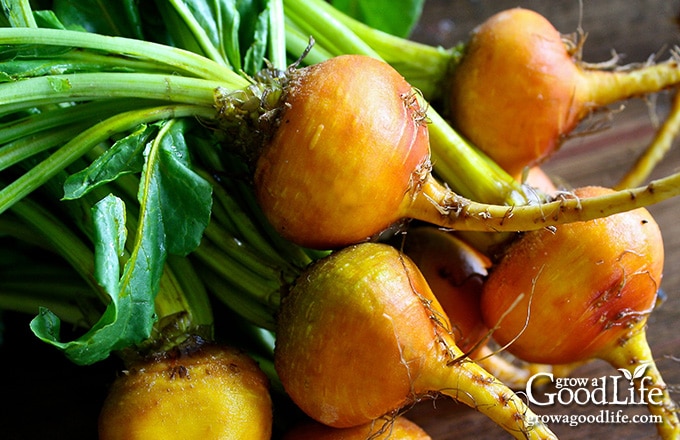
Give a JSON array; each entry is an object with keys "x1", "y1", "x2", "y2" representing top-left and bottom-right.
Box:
[
  {"x1": 331, "y1": 0, "x2": 425, "y2": 38},
  {"x1": 31, "y1": 120, "x2": 212, "y2": 365},
  {"x1": 0, "y1": 0, "x2": 423, "y2": 366},
  {"x1": 51, "y1": 0, "x2": 144, "y2": 37}
]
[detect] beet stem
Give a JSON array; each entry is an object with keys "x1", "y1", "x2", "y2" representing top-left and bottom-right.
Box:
[
  {"x1": 616, "y1": 89, "x2": 680, "y2": 189},
  {"x1": 410, "y1": 171, "x2": 680, "y2": 233},
  {"x1": 429, "y1": 352, "x2": 558, "y2": 439},
  {"x1": 600, "y1": 330, "x2": 680, "y2": 440},
  {"x1": 582, "y1": 59, "x2": 680, "y2": 111}
]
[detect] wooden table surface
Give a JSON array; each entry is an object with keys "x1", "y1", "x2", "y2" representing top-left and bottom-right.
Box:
[
  {"x1": 407, "y1": 1, "x2": 680, "y2": 438},
  {"x1": 1, "y1": 1, "x2": 679, "y2": 439}
]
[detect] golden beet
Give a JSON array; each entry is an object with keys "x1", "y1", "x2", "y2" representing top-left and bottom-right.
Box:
[
  {"x1": 98, "y1": 343, "x2": 272, "y2": 440},
  {"x1": 255, "y1": 55, "x2": 430, "y2": 249},
  {"x1": 275, "y1": 242, "x2": 557, "y2": 439},
  {"x1": 449, "y1": 8, "x2": 680, "y2": 177},
  {"x1": 481, "y1": 186, "x2": 663, "y2": 364}
]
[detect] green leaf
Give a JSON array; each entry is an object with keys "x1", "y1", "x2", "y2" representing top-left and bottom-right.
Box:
[
  {"x1": 62, "y1": 123, "x2": 156, "y2": 200},
  {"x1": 330, "y1": 0, "x2": 425, "y2": 38},
  {"x1": 30, "y1": 194, "x2": 158, "y2": 365},
  {"x1": 152, "y1": 0, "x2": 240, "y2": 69},
  {"x1": 65, "y1": 117, "x2": 212, "y2": 258},
  {"x1": 242, "y1": 3, "x2": 269, "y2": 75},
  {"x1": 92, "y1": 194, "x2": 127, "y2": 296},
  {"x1": 152, "y1": 119, "x2": 212, "y2": 255},
  {"x1": 32, "y1": 10, "x2": 67, "y2": 29},
  {"x1": 29, "y1": 119, "x2": 212, "y2": 365},
  {"x1": 52, "y1": 0, "x2": 144, "y2": 38},
  {"x1": 160, "y1": 0, "x2": 271, "y2": 76},
  {"x1": 221, "y1": 0, "x2": 244, "y2": 70}
]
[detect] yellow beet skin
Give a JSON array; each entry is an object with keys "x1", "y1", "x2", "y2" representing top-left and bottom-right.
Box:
[{"x1": 98, "y1": 343, "x2": 272, "y2": 440}]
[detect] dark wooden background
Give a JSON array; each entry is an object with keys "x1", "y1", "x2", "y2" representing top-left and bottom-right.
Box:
[
  {"x1": 406, "y1": 1, "x2": 680, "y2": 439},
  {"x1": 1, "y1": 1, "x2": 679, "y2": 439}
]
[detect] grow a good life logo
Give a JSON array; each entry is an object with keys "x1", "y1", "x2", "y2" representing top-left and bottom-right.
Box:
[
  {"x1": 527, "y1": 363, "x2": 663, "y2": 406},
  {"x1": 522, "y1": 362, "x2": 665, "y2": 428}
]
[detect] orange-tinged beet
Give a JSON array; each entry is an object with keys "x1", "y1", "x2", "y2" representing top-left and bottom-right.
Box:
[
  {"x1": 282, "y1": 416, "x2": 432, "y2": 440},
  {"x1": 481, "y1": 186, "x2": 663, "y2": 364},
  {"x1": 481, "y1": 186, "x2": 679, "y2": 438},
  {"x1": 524, "y1": 166, "x2": 557, "y2": 196},
  {"x1": 275, "y1": 242, "x2": 557, "y2": 439},
  {"x1": 403, "y1": 227, "x2": 490, "y2": 355},
  {"x1": 252, "y1": 54, "x2": 680, "y2": 250},
  {"x1": 449, "y1": 8, "x2": 680, "y2": 177},
  {"x1": 98, "y1": 343, "x2": 272, "y2": 440},
  {"x1": 402, "y1": 226, "x2": 577, "y2": 390},
  {"x1": 255, "y1": 54, "x2": 430, "y2": 249}
]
